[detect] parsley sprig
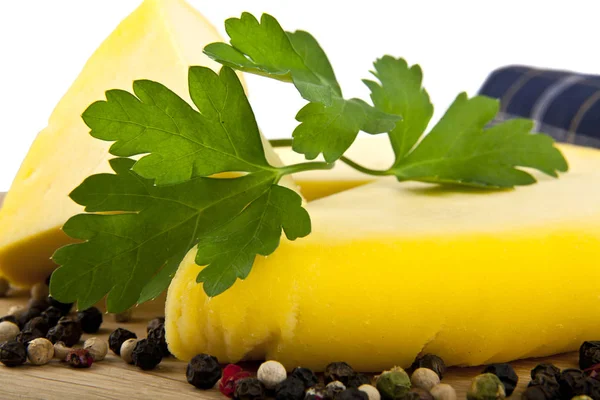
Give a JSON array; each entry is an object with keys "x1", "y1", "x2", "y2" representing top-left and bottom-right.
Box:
[{"x1": 50, "y1": 13, "x2": 568, "y2": 311}]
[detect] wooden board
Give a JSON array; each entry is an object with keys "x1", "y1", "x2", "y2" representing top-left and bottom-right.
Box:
[{"x1": 0, "y1": 191, "x2": 581, "y2": 398}]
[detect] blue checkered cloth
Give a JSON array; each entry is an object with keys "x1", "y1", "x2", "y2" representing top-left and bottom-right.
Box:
[{"x1": 478, "y1": 65, "x2": 600, "y2": 148}]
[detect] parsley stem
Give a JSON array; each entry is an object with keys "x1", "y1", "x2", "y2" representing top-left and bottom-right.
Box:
[
  {"x1": 269, "y1": 138, "x2": 293, "y2": 147},
  {"x1": 338, "y1": 156, "x2": 392, "y2": 176},
  {"x1": 278, "y1": 161, "x2": 335, "y2": 177}
]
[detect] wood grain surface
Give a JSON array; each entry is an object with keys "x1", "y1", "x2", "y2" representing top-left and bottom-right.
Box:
[{"x1": 0, "y1": 190, "x2": 580, "y2": 399}]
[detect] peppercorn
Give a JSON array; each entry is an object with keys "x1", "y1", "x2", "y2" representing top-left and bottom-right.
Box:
[
  {"x1": 47, "y1": 297, "x2": 73, "y2": 316},
  {"x1": 147, "y1": 317, "x2": 165, "y2": 333},
  {"x1": 148, "y1": 325, "x2": 170, "y2": 357},
  {"x1": 325, "y1": 381, "x2": 346, "y2": 399},
  {"x1": 30, "y1": 282, "x2": 49, "y2": 301},
  {"x1": 409, "y1": 388, "x2": 434, "y2": 400},
  {"x1": 376, "y1": 367, "x2": 411, "y2": 400},
  {"x1": 275, "y1": 377, "x2": 306, "y2": 400},
  {"x1": 411, "y1": 368, "x2": 440, "y2": 391},
  {"x1": 108, "y1": 328, "x2": 137, "y2": 355},
  {"x1": 325, "y1": 362, "x2": 356, "y2": 385},
  {"x1": 410, "y1": 354, "x2": 446, "y2": 380},
  {"x1": 16, "y1": 328, "x2": 44, "y2": 344},
  {"x1": 0, "y1": 340, "x2": 27, "y2": 367},
  {"x1": 235, "y1": 378, "x2": 266, "y2": 400},
  {"x1": 131, "y1": 338, "x2": 163, "y2": 370},
  {"x1": 40, "y1": 306, "x2": 62, "y2": 327},
  {"x1": 54, "y1": 342, "x2": 71, "y2": 360},
  {"x1": 17, "y1": 305, "x2": 44, "y2": 328},
  {"x1": 0, "y1": 320, "x2": 20, "y2": 342},
  {"x1": 347, "y1": 373, "x2": 371, "y2": 389},
  {"x1": 66, "y1": 348, "x2": 94, "y2": 368},
  {"x1": 46, "y1": 317, "x2": 82, "y2": 347},
  {"x1": 559, "y1": 369, "x2": 588, "y2": 398},
  {"x1": 83, "y1": 337, "x2": 108, "y2": 361},
  {"x1": 337, "y1": 388, "x2": 368, "y2": 400},
  {"x1": 584, "y1": 377, "x2": 600, "y2": 399},
  {"x1": 466, "y1": 373, "x2": 505, "y2": 400},
  {"x1": 481, "y1": 364, "x2": 518, "y2": 397},
  {"x1": 580, "y1": 341, "x2": 600, "y2": 370},
  {"x1": 27, "y1": 298, "x2": 50, "y2": 313},
  {"x1": 290, "y1": 367, "x2": 318, "y2": 389},
  {"x1": 113, "y1": 309, "x2": 132, "y2": 323},
  {"x1": 120, "y1": 338, "x2": 138, "y2": 364},
  {"x1": 429, "y1": 384, "x2": 457, "y2": 400},
  {"x1": 0, "y1": 315, "x2": 17, "y2": 325},
  {"x1": 531, "y1": 363, "x2": 561, "y2": 380},
  {"x1": 186, "y1": 353, "x2": 222, "y2": 389},
  {"x1": 527, "y1": 372, "x2": 561, "y2": 399},
  {"x1": 256, "y1": 360, "x2": 287, "y2": 390},
  {"x1": 26, "y1": 338, "x2": 54, "y2": 365},
  {"x1": 23, "y1": 316, "x2": 50, "y2": 335},
  {"x1": 358, "y1": 385, "x2": 381, "y2": 400},
  {"x1": 220, "y1": 365, "x2": 252, "y2": 397},
  {"x1": 77, "y1": 307, "x2": 103, "y2": 334},
  {"x1": 0, "y1": 277, "x2": 10, "y2": 297}
]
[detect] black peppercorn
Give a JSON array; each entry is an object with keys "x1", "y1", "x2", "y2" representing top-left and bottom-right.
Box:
[
  {"x1": 27, "y1": 298, "x2": 50, "y2": 312},
  {"x1": 40, "y1": 306, "x2": 62, "y2": 328},
  {"x1": 47, "y1": 296, "x2": 73, "y2": 316},
  {"x1": 481, "y1": 363, "x2": 518, "y2": 397},
  {"x1": 275, "y1": 377, "x2": 306, "y2": 400},
  {"x1": 131, "y1": 338, "x2": 163, "y2": 370},
  {"x1": 77, "y1": 307, "x2": 103, "y2": 334},
  {"x1": 559, "y1": 369, "x2": 588, "y2": 398},
  {"x1": 531, "y1": 363, "x2": 561, "y2": 380},
  {"x1": 46, "y1": 317, "x2": 82, "y2": 347},
  {"x1": 410, "y1": 354, "x2": 446, "y2": 380},
  {"x1": 580, "y1": 341, "x2": 600, "y2": 370},
  {"x1": 346, "y1": 373, "x2": 371, "y2": 389},
  {"x1": 17, "y1": 306, "x2": 43, "y2": 328},
  {"x1": 324, "y1": 362, "x2": 356, "y2": 385},
  {"x1": 0, "y1": 340, "x2": 27, "y2": 367},
  {"x1": 16, "y1": 328, "x2": 44, "y2": 344},
  {"x1": 186, "y1": 353, "x2": 222, "y2": 389},
  {"x1": 148, "y1": 325, "x2": 170, "y2": 357},
  {"x1": 234, "y1": 378, "x2": 266, "y2": 400},
  {"x1": 0, "y1": 315, "x2": 17, "y2": 325},
  {"x1": 336, "y1": 388, "x2": 368, "y2": 400},
  {"x1": 108, "y1": 328, "x2": 137, "y2": 355},
  {"x1": 585, "y1": 377, "x2": 600, "y2": 398},
  {"x1": 147, "y1": 317, "x2": 165, "y2": 333},
  {"x1": 23, "y1": 316, "x2": 50, "y2": 336},
  {"x1": 290, "y1": 367, "x2": 318, "y2": 389}
]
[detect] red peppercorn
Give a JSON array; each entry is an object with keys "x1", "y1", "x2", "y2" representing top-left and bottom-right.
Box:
[
  {"x1": 220, "y1": 365, "x2": 252, "y2": 398},
  {"x1": 66, "y1": 348, "x2": 94, "y2": 368}
]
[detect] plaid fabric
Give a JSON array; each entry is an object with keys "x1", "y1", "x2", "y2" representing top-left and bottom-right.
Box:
[{"x1": 478, "y1": 65, "x2": 600, "y2": 148}]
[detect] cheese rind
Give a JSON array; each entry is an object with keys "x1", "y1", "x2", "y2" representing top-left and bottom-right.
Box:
[
  {"x1": 166, "y1": 143, "x2": 600, "y2": 371},
  {"x1": 0, "y1": 0, "x2": 293, "y2": 286}
]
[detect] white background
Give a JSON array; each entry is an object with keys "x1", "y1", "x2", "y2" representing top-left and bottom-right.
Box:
[{"x1": 0, "y1": 0, "x2": 598, "y2": 191}]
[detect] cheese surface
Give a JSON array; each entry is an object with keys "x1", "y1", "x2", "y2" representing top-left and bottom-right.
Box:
[
  {"x1": 166, "y1": 143, "x2": 600, "y2": 371},
  {"x1": 0, "y1": 0, "x2": 293, "y2": 286}
]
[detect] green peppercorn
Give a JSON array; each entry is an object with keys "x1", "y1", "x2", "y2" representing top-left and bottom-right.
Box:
[
  {"x1": 376, "y1": 367, "x2": 411, "y2": 400},
  {"x1": 466, "y1": 374, "x2": 505, "y2": 400}
]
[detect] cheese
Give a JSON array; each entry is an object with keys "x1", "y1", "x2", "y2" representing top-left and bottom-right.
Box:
[
  {"x1": 0, "y1": 0, "x2": 294, "y2": 286},
  {"x1": 165, "y1": 143, "x2": 600, "y2": 371}
]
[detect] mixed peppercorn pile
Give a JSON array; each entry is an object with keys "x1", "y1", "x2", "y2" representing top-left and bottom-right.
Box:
[{"x1": 0, "y1": 277, "x2": 599, "y2": 400}]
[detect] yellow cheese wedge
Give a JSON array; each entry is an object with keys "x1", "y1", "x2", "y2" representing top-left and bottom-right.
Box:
[
  {"x1": 0, "y1": 0, "x2": 293, "y2": 286},
  {"x1": 166, "y1": 143, "x2": 600, "y2": 372}
]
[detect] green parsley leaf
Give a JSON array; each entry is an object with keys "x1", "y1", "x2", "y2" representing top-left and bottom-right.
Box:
[
  {"x1": 204, "y1": 13, "x2": 400, "y2": 162},
  {"x1": 82, "y1": 66, "x2": 273, "y2": 185},
  {"x1": 50, "y1": 158, "x2": 308, "y2": 311},
  {"x1": 364, "y1": 56, "x2": 568, "y2": 187}
]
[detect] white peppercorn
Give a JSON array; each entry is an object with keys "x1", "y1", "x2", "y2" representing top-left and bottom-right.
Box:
[
  {"x1": 120, "y1": 338, "x2": 138, "y2": 364},
  {"x1": 358, "y1": 384, "x2": 381, "y2": 400},
  {"x1": 411, "y1": 368, "x2": 440, "y2": 391},
  {"x1": 8, "y1": 305, "x2": 25, "y2": 316},
  {"x1": 0, "y1": 277, "x2": 10, "y2": 297},
  {"x1": 30, "y1": 282, "x2": 49, "y2": 301},
  {"x1": 430, "y1": 384, "x2": 457, "y2": 400},
  {"x1": 257, "y1": 360, "x2": 287, "y2": 389},
  {"x1": 326, "y1": 381, "x2": 347, "y2": 398},
  {"x1": 27, "y1": 338, "x2": 54, "y2": 365},
  {"x1": 53, "y1": 342, "x2": 71, "y2": 360},
  {"x1": 83, "y1": 337, "x2": 108, "y2": 361},
  {"x1": 113, "y1": 309, "x2": 132, "y2": 323},
  {"x1": 0, "y1": 321, "x2": 20, "y2": 342}
]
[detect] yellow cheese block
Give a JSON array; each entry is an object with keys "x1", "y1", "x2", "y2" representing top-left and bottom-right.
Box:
[
  {"x1": 0, "y1": 0, "x2": 293, "y2": 286},
  {"x1": 166, "y1": 143, "x2": 600, "y2": 372}
]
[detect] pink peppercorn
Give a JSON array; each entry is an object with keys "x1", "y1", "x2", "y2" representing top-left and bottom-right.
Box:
[
  {"x1": 66, "y1": 348, "x2": 94, "y2": 368},
  {"x1": 219, "y1": 364, "x2": 252, "y2": 397}
]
